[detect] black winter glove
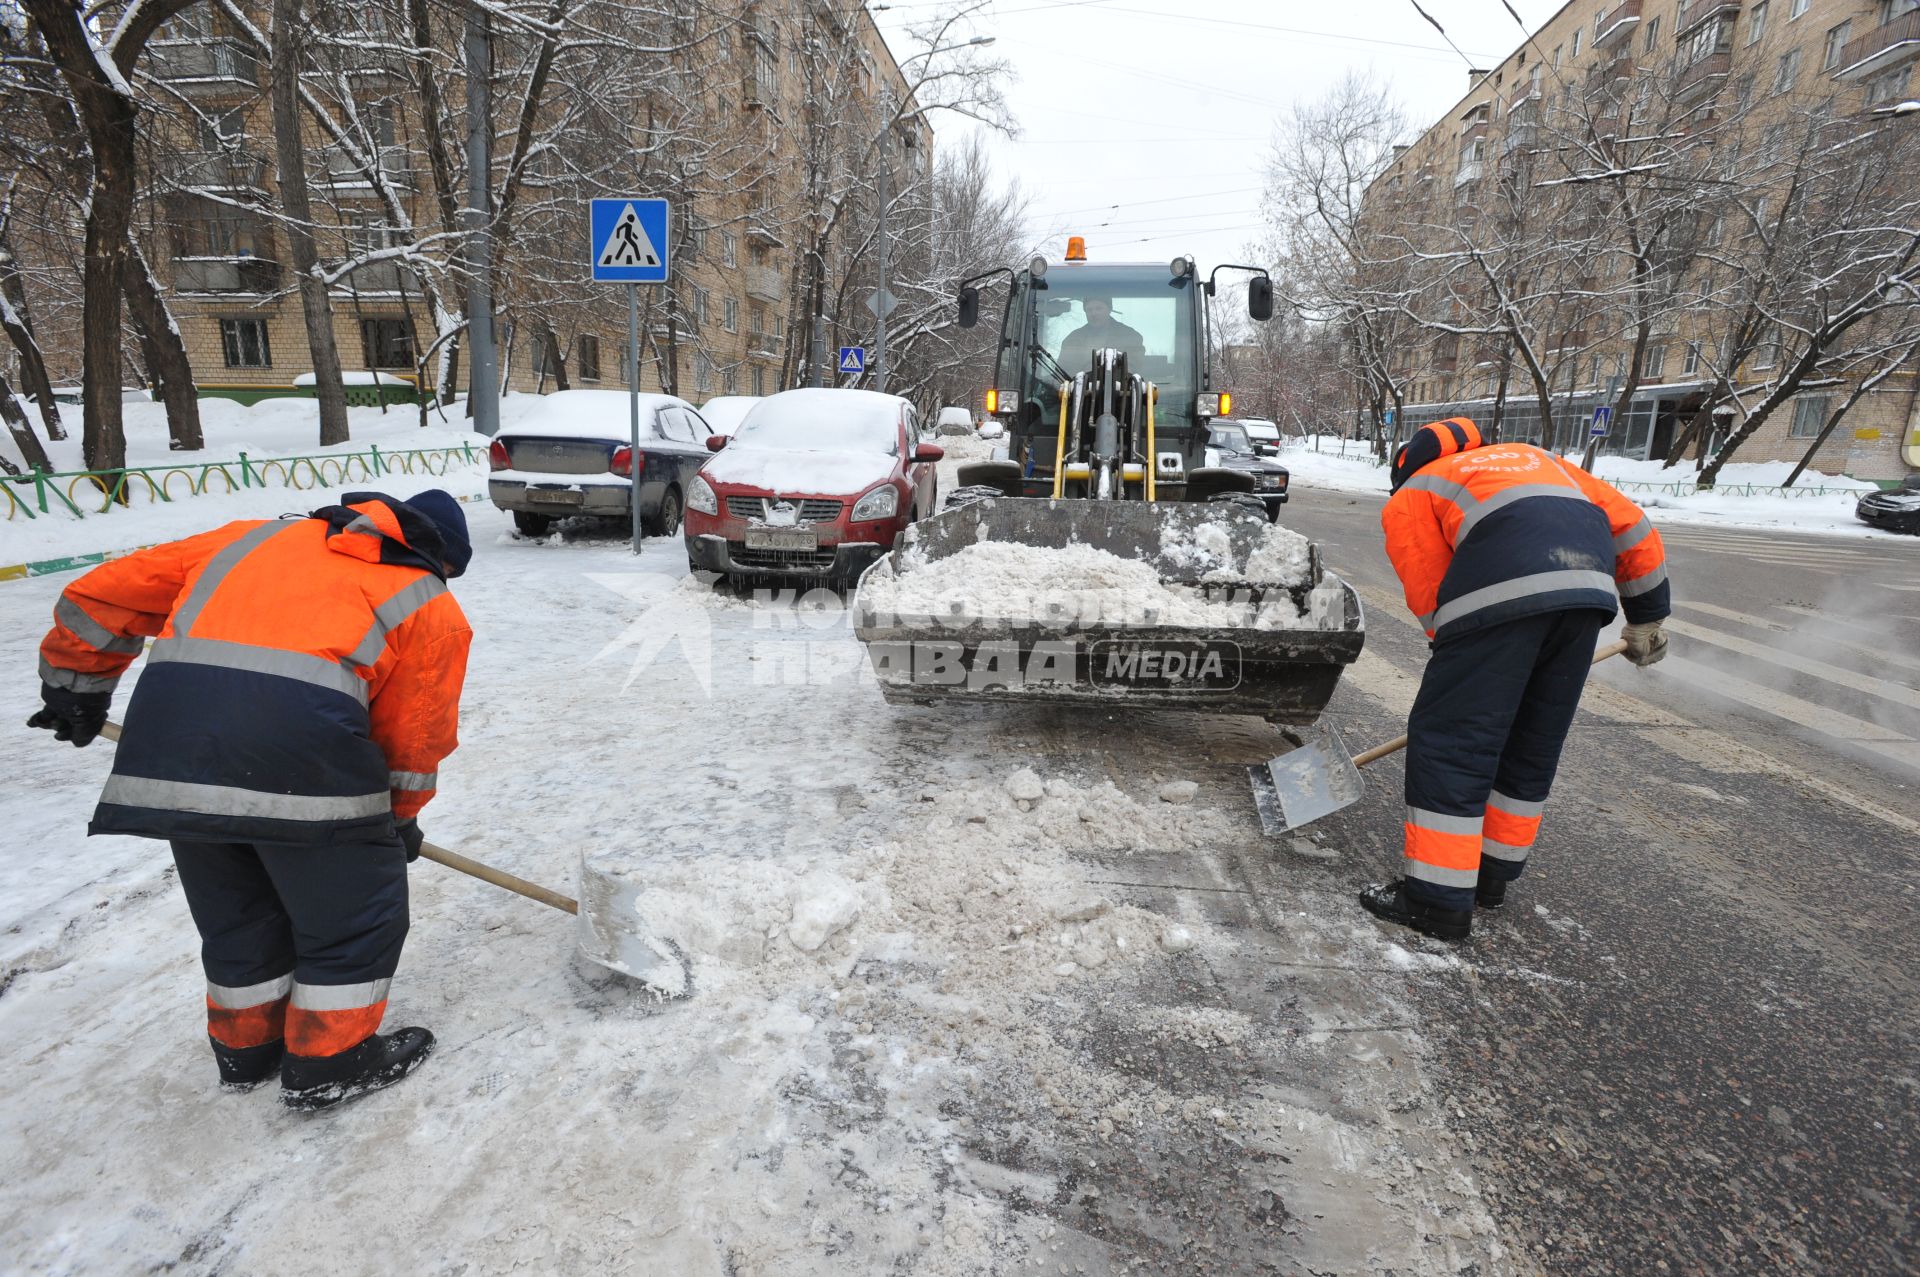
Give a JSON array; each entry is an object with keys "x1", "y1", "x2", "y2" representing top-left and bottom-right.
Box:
[
  {"x1": 27, "y1": 683, "x2": 110, "y2": 747},
  {"x1": 397, "y1": 818, "x2": 424, "y2": 863}
]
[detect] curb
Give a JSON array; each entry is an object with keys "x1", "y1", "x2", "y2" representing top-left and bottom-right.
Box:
[{"x1": 1, "y1": 492, "x2": 492, "y2": 584}]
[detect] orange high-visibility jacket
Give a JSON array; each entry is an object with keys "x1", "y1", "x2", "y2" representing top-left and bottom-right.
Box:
[
  {"x1": 1382, "y1": 419, "x2": 1669, "y2": 640},
  {"x1": 39, "y1": 496, "x2": 472, "y2": 843}
]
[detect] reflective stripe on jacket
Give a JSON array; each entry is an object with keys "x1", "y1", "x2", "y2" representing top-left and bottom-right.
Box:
[
  {"x1": 38, "y1": 497, "x2": 472, "y2": 843},
  {"x1": 1381, "y1": 419, "x2": 1670, "y2": 641}
]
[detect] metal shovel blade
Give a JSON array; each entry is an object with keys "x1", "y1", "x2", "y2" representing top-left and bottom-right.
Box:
[{"x1": 1247, "y1": 722, "x2": 1367, "y2": 835}]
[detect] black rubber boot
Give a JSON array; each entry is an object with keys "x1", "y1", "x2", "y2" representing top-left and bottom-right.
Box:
[
  {"x1": 1358, "y1": 881, "x2": 1472, "y2": 941},
  {"x1": 281, "y1": 1027, "x2": 435, "y2": 1112},
  {"x1": 1476, "y1": 877, "x2": 1509, "y2": 910},
  {"x1": 212, "y1": 1037, "x2": 286, "y2": 1089}
]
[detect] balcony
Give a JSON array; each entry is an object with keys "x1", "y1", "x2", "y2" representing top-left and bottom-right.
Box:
[
  {"x1": 331, "y1": 261, "x2": 419, "y2": 294},
  {"x1": 173, "y1": 255, "x2": 280, "y2": 293},
  {"x1": 1832, "y1": 10, "x2": 1920, "y2": 80},
  {"x1": 1453, "y1": 160, "x2": 1483, "y2": 188},
  {"x1": 148, "y1": 39, "x2": 261, "y2": 91},
  {"x1": 1675, "y1": 0, "x2": 1739, "y2": 38},
  {"x1": 1461, "y1": 120, "x2": 1489, "y2": 145},
  {"x1": 1595, "y1": 0, "x2": 1642, "y2": 46},
  {"x1": 1502, "y1": 122, "x2": 1537, "y2": 154},
  {"x1": 1506, "y1": 81, "x2": 1542, "y2": 114},
  {"x1": 1675, "y1": 50, "x2": 1733, "y2": 99},
  {"x1": 748, "y1": 333, "x2": 781, "y2": 360},
  {"x1": 321, "y1": 146, "x2": 414, "y2": 192},
  {"x1": 744, "y1": 263, "x2": 785, "y2": 303},
  {"x1": 746, "y1": 222, "x2": 784, "y2": 248},
  {"x1": 1590, "y1": 50, "x2": 1634, "y2": 85},
  {"x1": 177, "y1": 149, "x2": 267, "y2": 190}
]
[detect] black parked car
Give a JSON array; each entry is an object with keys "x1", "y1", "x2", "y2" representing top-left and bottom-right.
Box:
[
  {"x1": 1855, "y1": 474, "x2": 1920, "y2": 534},
  {"x1": 1205, "y1": 421, "x2": 1290, "y2": 519}
]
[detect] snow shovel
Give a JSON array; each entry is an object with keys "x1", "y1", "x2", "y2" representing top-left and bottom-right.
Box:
[
  {"x1": 1248, "y1": 640, "x2": 1630, "y2": 835},
  {"x1": 97, "y1": 721, "x2": 688, "y2": 996}
]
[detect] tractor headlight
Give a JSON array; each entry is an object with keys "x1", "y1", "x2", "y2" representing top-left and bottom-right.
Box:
[
  {"x1": 687, "y1": 476, "x2": 718, "y2": 515},
  {"x1": 851, "y1": 484, "x2": 898, "y2": 522}
]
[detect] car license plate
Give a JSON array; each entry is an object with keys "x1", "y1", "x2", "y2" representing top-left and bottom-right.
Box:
[
  {"x1": 530, "y1": 488, "x2": 585, "y2": 506},
  {"x1": 745, "y1": 528, "x2": 818, "y2": 552}
]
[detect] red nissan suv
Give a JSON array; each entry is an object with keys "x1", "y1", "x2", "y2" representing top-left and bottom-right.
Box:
[{"x1": 684, "y1": 388, "x2": 941, "y2": 587}]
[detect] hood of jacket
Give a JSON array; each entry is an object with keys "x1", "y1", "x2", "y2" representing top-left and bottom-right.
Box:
[{"x1": 311, "y1": 492, "x2": 452, "y2": 580}]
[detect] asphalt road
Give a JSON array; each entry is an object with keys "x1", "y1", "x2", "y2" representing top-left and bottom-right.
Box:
[{"x1": 1282, "y1": 485, "x2": 1920, "y2": 1275}]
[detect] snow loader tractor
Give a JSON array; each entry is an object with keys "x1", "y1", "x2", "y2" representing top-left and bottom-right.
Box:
[{"x1": 851, "y1": 242, "x2": 1365, "y2": 724}]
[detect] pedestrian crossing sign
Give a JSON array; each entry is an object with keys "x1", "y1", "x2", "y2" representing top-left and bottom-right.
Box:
[
  {"x1": 838, "y1": 346, "x2": 866, "y2": 375},
  {"x1": 591, "y1": 198, "x2": 670, "y2": 283}
]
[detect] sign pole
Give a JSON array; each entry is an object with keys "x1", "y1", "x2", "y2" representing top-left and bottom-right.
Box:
[{"x1": 629, "y1": 282, "x2": 642, "y2": 556}]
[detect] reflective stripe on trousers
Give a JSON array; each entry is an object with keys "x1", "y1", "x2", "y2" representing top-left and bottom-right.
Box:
[
  {"x1": 1482, "y1": 789, "x2": 1544, "y2": 865},
  {"x1": 206, "y1": 972, "x2": 293, "y2": 1049},
  {"x1": 1403, "y1": 806, "x2": 1482, "y2": 889},
  {"x1": 286, "y1": 978, "x2": 392, "y2": 1057}
]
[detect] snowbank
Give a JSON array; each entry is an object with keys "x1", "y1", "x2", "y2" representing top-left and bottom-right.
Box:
[{"x1": 1275, "y1": 437, "x2": 1897, "y2": 539}]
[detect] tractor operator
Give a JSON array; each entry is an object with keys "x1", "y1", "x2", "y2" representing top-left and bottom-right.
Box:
[
  {"x1": 29, "y1": 490, "x2": 473, "y2": 1110},
  {"x1": 1361, "y1": 418, "x2": 1670, "y2": 941},
  {"x1": 1057, "y1": 296, "x2": 1146, "y2": 371}
]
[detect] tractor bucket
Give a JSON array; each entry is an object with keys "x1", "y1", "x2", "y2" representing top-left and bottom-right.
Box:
[{"x1": 851, "y1": 497, "x2": 1365, "y2": 723}]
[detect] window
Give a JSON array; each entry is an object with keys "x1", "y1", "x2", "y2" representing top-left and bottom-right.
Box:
[
  {"x1": 690, "y1": 286, "x2": 709, "y2": 328},
  {"x1": 1752, "y1": 336, "x2": 1779, "y2": 369},
  {"x1": 722, "y1": 232, "x2": 737, "y2": 268},
  {"x1": 1682, "y1": 342, "x2": 1701, "y2": 376},
  {"x1": 1552, "y1": 44, "x2": 1562, "y2": 66},
  {"x1": 1572, "y1": 29, "x2": 1582, "y2": 57},
  {"x1": 723, "y1": 366, "x2": 738, "y2": 395},
  {"x1": 1865, "y1": 64, "x2": 1912, "y2": 105},
  {"x1": 1773, "y1": 47, "x2": 1800, "y2": 92},
  {"x1": 1643, "y1": 344, "x2": 1666, "y2": 379},
  {"x1": 361, "y1": 317, "x2": 415, "y2": 369},
  {"x1": 695, "y1": 353, "x2": 713, "y2": 396},
  {"x1": 1789, "y1": 0, "x2": 1808, "y2": 17},
  {"x1": 685, "y1": 225, "x2": 704, "y2": 258},
  {"x1": 219, "y1": 318, "x2": 271, "y2": 368},
  {"x1": 1789, "y1": 395, "x2": 1828, "y2": 438},
  {"x1": 1733, "y1": 73, "x2": 1757, "y2": 108},
  {"x1": 723, "y1": 296, "x2": 738, "y2": 333},
  {"x1": 657, "y1": 408, "x2": 696, "y2": 443},
  {"x1": 1745, "y1": 1, "x2": 1767, "y2": 45},
  {"x1": 532, "y1": 337, "x2": 550, "y2": 377},
  {"x1": 749, "y1": 304, "x2": 766, "y2": 338},
  {"x1": 1704, "y1": 214, "x2": 1726, "y2": 245},
  {"x1": 1644, "y1": 15, "x2": 1661, "y2": 49},
  {"x1": 1824, "y1": 21, "x2": 1852, "y2": 68},
  {"x1": 751, "y1": 365, "x2": 765, "y2": 396},
  {"x1": 578, "y1": 334, "x2": 600, "y2": 381}
]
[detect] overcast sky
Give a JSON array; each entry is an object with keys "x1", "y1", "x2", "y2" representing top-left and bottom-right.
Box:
[{"x1": 873, "y1": 0, "x2": 1564, "y2": 273}]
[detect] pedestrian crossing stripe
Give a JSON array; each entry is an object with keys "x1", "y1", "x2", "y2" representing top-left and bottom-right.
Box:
[{"x1": 598, "y1": 203, "x2": 662, "y2": 270}]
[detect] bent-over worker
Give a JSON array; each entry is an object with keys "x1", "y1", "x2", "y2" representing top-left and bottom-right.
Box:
[
  {"x1": 30, "y1": 490, "x2": 473, "y2": 1109},
  {"x1": 1361, "y1": 419, "x2": 1670, "y2": 941}
]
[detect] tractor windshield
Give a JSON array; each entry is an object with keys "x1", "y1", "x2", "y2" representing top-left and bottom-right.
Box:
[{"x1": 1024, "y1": 264, "x2": 1197, "y2": 436}]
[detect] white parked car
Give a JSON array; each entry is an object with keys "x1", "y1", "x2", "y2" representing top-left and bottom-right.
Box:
[
  {"x1": 697, "y1": 395, "x2": 763, "y2": 436},
  {"x1": 1235, "y1": 417, "x2": 1282, "y2": 456},
  {"x1": 935, "y1": 406, "x2": 975, "y2": 436}
]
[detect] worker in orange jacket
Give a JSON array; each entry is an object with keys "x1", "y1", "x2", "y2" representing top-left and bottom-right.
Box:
[
  {"x1": 31, "y1": 490, "x2": 473, "y2": 1109},
  {"x1": 1362, "y1": 419, "x2": 1670, "y2": 940}
]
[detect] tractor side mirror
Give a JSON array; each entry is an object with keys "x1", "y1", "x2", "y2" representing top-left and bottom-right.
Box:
[
  {"x1": 1248, "y1": 276, "x2": 1274, "y2": 322},
  {"x1": 957, "y1": 286, "x2": 979, "y2": 328},
  {"x1": 706, "y1": 435, "x2": 728, "y2": 452}
]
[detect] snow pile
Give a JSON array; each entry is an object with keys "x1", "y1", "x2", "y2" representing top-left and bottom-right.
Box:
[{"x1": 859, "y1": 536, "x2": 1330, "y2": 631}]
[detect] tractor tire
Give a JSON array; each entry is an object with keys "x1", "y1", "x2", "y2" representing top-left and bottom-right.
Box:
[
  {"x1": 944, "y1": 484, "x2": 1005, "y2": 512},
  {"x1": 1206, "y1": 492, "x2": 1270, "y2": 520}
]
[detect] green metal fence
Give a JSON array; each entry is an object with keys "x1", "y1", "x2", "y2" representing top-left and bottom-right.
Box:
[{"x1": 1, "y1": 443, "x2": 482, "y2": 522}]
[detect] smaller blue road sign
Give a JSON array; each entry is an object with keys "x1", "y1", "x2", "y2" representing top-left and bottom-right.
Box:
[
  {"x1": 1589, "y1": 405, "x2": 1613, "y2": 438},
  {"x1": 591, "y1": 198, "x2": 670, "y2": 283},
  {"x1": 838, "y1": 346, "x2": 867, "y2": 375}
]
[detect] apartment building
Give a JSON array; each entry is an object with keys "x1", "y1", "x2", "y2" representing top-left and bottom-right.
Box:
[
  {"x1": 1362, "y1": 0, "x2": 1920, "y2": 478},
  {"x1": 136, "y1": 1, "x2": 929, "y2": 408}
]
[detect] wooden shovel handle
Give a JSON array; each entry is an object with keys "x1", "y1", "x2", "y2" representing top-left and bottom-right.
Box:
[
  {"x1": 98, "y1": 721, "x2": 578, "y2": 916},
  {"x1": 1352, "y1": 640, "x2": 1631, "y2": 771}
]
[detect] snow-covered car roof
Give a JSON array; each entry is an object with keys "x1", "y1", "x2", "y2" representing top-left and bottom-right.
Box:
[
  {"x1": 733, "y1": 388, "x2": 910, "y2": 439},
  {"x1": 497, "y1": 389, "x2": 696, "y2": 441},
  {"x1": 697, "y1": 396, "x2": 763, "y2": 435}
]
